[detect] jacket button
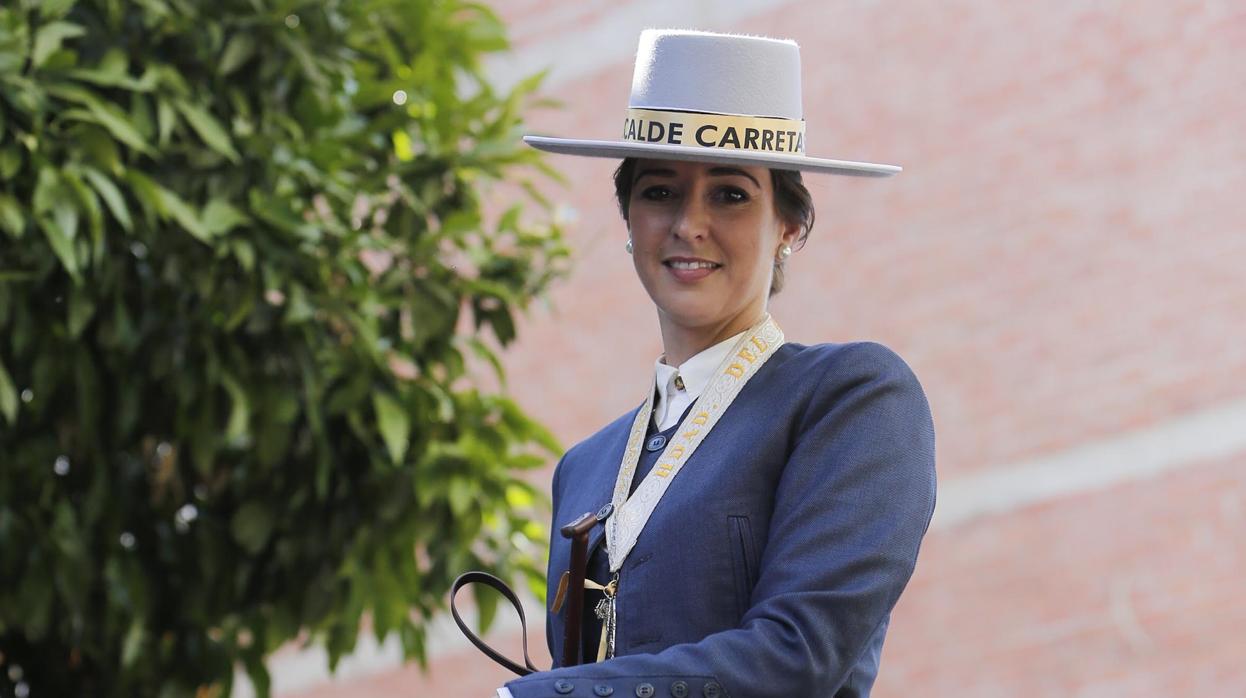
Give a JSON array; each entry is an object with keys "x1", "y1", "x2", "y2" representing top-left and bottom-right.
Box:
[
  {"x1": 670, "y1": 680, "x2": 689, "y2": 697},
  {"x1": 702, "y1": 682, "x2": 722, "y2": 698},
  {"x1": 554, "y1": 679, "x2": 575, "y2": 694},
  {"x1": 635, "y1": 683, "x2": 656, "y2": 698},
  {"x1": 595, "y1": 685, "x2": 615, "y2": 697}
]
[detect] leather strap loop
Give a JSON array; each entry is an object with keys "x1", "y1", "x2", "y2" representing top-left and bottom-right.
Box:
[
  {"x1": 452, "y1": 510, "x2": 608, "y2": 672},
  {"x1": 450, "y1": 571, "x2": 541, "y2": 677}
]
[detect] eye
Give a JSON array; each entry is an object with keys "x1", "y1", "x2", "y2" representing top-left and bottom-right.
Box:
[
  {"x1": 639, "y1": 185, "x2": 675, "y2": 201},
  {"x1": 715, "y1": 186, "x2": 750, "y2": 204}
]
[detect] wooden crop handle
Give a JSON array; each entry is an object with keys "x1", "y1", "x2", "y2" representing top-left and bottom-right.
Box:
[{"x1": 559, "y1": 511, "x2": 597, "y2": 667}]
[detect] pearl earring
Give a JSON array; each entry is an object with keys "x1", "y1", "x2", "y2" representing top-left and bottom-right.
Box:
[
  {"x1": 625, "y1": 238, "x2": 633, "y2": 254},
  {"x1": 778, "y1": 244, "x2": 793, "y2": 260}
]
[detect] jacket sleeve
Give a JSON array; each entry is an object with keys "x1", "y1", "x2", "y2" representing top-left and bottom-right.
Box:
[
  {"x1": 544, "y1": 453, "x2": 567, "y2": 658},
  {"x1": 507, "y1": 342, "x2": 937, "y2": 698}
]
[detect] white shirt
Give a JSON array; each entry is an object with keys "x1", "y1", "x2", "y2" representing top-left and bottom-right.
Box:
[
  {"x1": 652, "y1": 330, "x2": 746, "y2": 431},
  {"x1": 494, "y1": 332, "x2": 746, "y2": 697}
]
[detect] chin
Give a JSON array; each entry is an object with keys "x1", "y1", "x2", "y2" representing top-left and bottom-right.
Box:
[
  {"x1": 639, "y1": 270, "x2": 745, "y2": 330},
  {"x1": 655, "y1": 297, "x2": 729, "y2": 329}
]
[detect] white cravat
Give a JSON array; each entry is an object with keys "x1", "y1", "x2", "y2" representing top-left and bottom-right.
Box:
[{"x1": 652, "y1": 330, "x2": 746, "y2": 431}]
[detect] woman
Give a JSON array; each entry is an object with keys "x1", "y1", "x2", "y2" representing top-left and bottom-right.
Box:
[{"x1": 500, "y1": 29, "x2": 935, "y2": 698}]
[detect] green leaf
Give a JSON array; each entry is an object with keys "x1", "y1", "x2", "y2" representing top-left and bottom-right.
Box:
[
  {"x1": 75, "y1": 123, "x2": 122, "y2": 172},
  {"x1": 399, "y1": 621, "x2": 427, "y2": 666},
  {"x1": 241, "y1": 648, "x2": 271, "y2": 698},
  {"x1": 504, "y1": 483, "x2": 535, "y2": 509},
  {"x1": 156, "y1": 98, "x2": 175, "y2": 146},
  {"x1": 31, "y1": 21, "x2": 84, "y2": 67},
  {"x1": 496, "y1": 204, "x2": 521, "y2": 233},
  {"x1": 0, "y1": 356, "x2": 17, "y2": 424},
  {"x1": 0, "y1": 146, "x2": 22, "y2": 180},
  {"x1": 104, "y1": 294, "x2": 137, "y2": 352},
  {"x1": 49, "y1": 85, "x2": 154, "y2": 155},
  {"x1": 33, "y1": 168, "x2": 80, "y2": 278},
  {"x1": 202, "y1": 199, "x2": 248, "y2": 236},
  {"x1": 221, "y1": 371, "x2": 250, "y2": 443},
  {"x1": 154, "y1": 63, "x2": 190, "y2": 96},
  {"x1": 499, "y1": 398, "x2": 560, "y2": 454},
  {"x1": 95, "y1": 46, "x2": 126, "y2": 77},
  {"x1": 80, "y1": 165, "x2": 132, "y2": 232},
  {"x1": 32, "y1": 165, "x2": 59, "y2": 216},
  {"x1": 174, "y1": 99, "x2": 240, "y2": 162},
  {"x1": 0, "y1": 193, "x2": 25, "y2": 238},
  {"x1": 508, "y1": 68, "x2": 550, "y2": 100},
  {"x1": 61, "y1": 167, "x2": 102, "y2": 263},
  {"x1": 448, "y1": 476, "x2": 472, "y2": 516},
  {"x1": 122, "y1": 169, "x2": 159, "y2": 227},
  {"x1": 121, "y1": 620, "x2": 145, "y2": 668},
  {"x1": 231, "y1": 239, "x2": 255, "y2": 271},
  {"x1": 0, "y1": 13, "x2": 29, "y2": 76},
  {"x1": 372, "y1": 392, "x2": 409, "y2": 464},
  {"x1": 218, "y1": 34, "x2": 255, "y2": 76},
  {"x1": 466, "y1": 336, "x2": 505, "y2": 386},
  {"x1": 392, "y1": 130, "x2": 414, "y2": 162},
  {"x1": 128, "y1": 93, "x2": 153, "y2": 141},
  {"x1": 230, "y1": 502, "x2": 274, "y2": 555},
  {"x1": 37, "y1": 0, "x2": 78, "y2": 19},
  {"x1": 67, "y1": 284, "x2": 96, "y2": 338},
  {"x1": 283, "y1": 283, "x2": 313, "y2": 324},
  {"x1": 68, "y1": 48, "x2": 151, "y2": 90},
  {"x1": 155, "y1": 185, "x2": 210, "y2": 242}
]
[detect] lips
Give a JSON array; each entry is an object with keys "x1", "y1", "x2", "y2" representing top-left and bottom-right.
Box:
[{"x1": 662, "y1": 256, "x2": 722, "y2": 282}]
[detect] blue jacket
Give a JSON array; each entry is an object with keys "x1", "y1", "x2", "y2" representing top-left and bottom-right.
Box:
[{"x1": 505, "y1": 341, "x2": 936, "y2": 698}]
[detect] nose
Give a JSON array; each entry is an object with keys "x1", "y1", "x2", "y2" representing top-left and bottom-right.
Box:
[{"x1": 671, "y1": 191, "x2": 710, "y2": 242}]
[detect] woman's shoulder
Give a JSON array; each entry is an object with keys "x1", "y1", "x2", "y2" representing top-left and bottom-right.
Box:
[
  {"x1": 776, "y1": 339, "x2": 924, "y2": 389},
  {"x1": 769, "y1": 340, "x2": 932, "y2": 433},
  {"x1": 774, "y1": 340, "x2": 935, "y2": 474}
]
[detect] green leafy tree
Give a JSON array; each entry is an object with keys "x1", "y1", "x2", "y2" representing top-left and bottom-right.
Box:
[{"x1": 0, "y1": 0, "x2": 567, "y2": 695}]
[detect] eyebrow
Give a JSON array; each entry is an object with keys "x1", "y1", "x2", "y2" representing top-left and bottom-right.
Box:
[
  {"x1": 708, "y1": 167, "x2": 761, "y2": 188},
  {"x1": 633, "y1": 166, "x2": 762, "y2": 189}
]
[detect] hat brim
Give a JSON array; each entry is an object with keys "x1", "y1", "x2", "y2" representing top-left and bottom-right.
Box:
[{"x1": 523, "y1": 135, "x2": 901, "y2": 177}]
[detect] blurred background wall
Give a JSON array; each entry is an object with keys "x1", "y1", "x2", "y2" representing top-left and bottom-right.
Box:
[{"x1": 267, "y1": 1, "x2": 1246, "y2": 695}]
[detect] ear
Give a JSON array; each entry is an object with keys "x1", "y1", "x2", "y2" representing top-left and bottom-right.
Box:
[{"x1": 778, "y1": 216, "x2": 801, "y2": 250}]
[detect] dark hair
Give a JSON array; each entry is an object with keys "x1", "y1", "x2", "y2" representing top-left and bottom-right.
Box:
[{"x1": 612, "y1": 158, "x2": 815, "y2": 295}]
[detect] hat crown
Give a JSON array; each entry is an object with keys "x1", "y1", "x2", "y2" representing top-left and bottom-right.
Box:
[
  {"x1": 630, "y1": 30, "x2": 803, "y2": 121},
  {"x1": 521, "y1": 28, "x2": 901, "y2": 177}
]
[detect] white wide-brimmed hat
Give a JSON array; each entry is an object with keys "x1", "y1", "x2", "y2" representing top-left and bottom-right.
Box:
[{"x1": 524, "y1": 29, "x2": 901, "y2": 177}]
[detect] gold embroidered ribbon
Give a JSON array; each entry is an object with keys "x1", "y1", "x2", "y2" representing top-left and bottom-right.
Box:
[
  {"x1": 591, "y1": 315, "x2": 785, "y2": 660},
  {"x1": 623, "y1": 108, "x2": 806, "y2": 154}
]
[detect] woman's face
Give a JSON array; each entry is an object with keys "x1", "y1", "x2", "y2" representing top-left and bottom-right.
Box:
[{"x1": 627, "y1": 159, "x2": 797, "y2": 336}]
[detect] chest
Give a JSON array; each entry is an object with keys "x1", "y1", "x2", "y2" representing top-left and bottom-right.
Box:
[{"x1": 548, "y1": 377, "x2": 810, "y2": 654}]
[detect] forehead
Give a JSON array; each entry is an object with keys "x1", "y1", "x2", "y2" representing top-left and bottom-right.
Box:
[{"x1": 632, "y1": 158, "x2": 770, "y2": 185}]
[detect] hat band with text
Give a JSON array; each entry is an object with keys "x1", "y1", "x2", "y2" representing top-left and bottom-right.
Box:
[{"x1": 622, "y1": 108, "x2": 806, "y2": 154}]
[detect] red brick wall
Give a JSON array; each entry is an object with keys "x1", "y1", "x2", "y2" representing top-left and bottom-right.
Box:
[
  {"x1": 504, "y1": 0, "x2": 1246, "y2": 477},
  {"x1": 279, "y1": 2, "x2": 1246, "y2": 696},
  {"x1": 879, "y1": 450, "x2": 1246, "y2": 697}
]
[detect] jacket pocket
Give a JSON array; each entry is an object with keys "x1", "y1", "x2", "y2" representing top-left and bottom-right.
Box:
[{"x1": 728, "y1": 514, "x2": 758, "y2": 620}]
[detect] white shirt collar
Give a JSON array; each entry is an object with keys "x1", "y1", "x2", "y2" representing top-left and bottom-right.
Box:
[{"x1": 652, "y1": 330, "x2": 746, "y2": 428}]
